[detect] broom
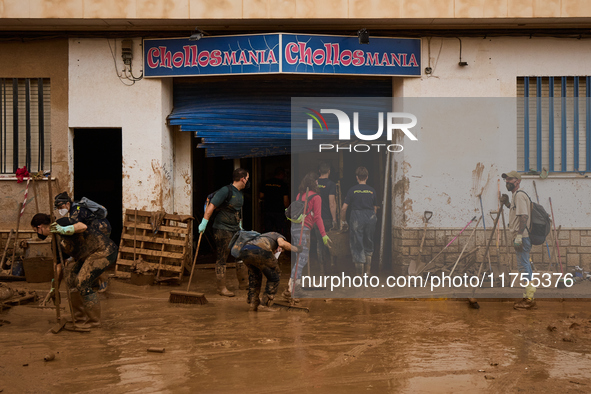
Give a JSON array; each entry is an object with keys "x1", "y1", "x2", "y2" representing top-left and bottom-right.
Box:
[{"x1": 169, "y1": 232, "x2": 208, "y2": 304}]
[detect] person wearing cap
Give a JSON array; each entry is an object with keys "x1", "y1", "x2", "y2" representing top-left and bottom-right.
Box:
[
  {"x1": 31, "y1": 212, "x2": 118, "y2": 328},
  {"x1": 54, "y1": 192, "x2": 111, "y2": 237},
  {"x1": 500, "y1": 170, "x2": 537, "y2": 310},
  {"x1": 54, "y1": 192, "x2": 112, "y2": 293}
]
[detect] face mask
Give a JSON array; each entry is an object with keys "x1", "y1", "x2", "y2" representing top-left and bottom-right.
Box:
[
  {"x1": 505, "y1": 182, "x2": 515, "y2": 192},
  {"x1": 37, "y1": 232, "x2": 48, "y2": 240},
  {"x1": 244, "y1": 179, "x2": 251, "y2": 189},
  {"x1": 58, "y1": 208, "x2": 68, "y2": 217}
]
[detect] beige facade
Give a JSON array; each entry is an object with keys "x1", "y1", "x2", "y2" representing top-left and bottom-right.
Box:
[{"x1": 1, "y1": 0, "x2": 591, "y2": 21}]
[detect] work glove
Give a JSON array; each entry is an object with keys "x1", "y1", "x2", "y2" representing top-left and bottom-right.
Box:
[
  {"x1": 50, "y1": 222, "x2": 75, "y2": 236},
  {"x1": 322, "y1": 235, "x2": 332, "y2": 247},
  {"x1": 513, "y1": 234, "x2": 523, "y2": 248},
  {"x1": 500, "y1": 193, "x2": 510, "y2": 208},
  {"x1": 198, "y1": 219, "x2": 208, "y2": 233}
]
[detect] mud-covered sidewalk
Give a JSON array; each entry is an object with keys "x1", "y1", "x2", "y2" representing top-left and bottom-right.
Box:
[{"x1": 1, "y1": 266, "x2": 591, "y2": 393}]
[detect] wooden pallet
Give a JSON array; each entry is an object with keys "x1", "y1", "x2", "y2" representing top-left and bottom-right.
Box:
[{"x1": 115, "y1": 209, "x2": 193, "y2": 281}]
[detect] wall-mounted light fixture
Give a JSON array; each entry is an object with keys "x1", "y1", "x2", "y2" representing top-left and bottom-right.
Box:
[
  {"x1": 358, "y1": 28, "x2": 370, "y2": 45},
  {"x1": 189, "y1": 28, "x2": 205, "y2": 41}
]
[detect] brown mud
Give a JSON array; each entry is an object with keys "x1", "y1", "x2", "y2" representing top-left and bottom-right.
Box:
[{"x1": 1, "y1": 268, "x2": 590, "y2": 393}]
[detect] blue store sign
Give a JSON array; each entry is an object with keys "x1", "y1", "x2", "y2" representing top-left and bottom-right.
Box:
[{"x1": 144, "y1": 33, "x2": 420, "y2": 78}]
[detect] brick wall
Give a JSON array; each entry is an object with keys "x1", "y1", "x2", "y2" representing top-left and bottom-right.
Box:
[{"x1": 392, "y1": 227, "x2": 590, "y2": 275}]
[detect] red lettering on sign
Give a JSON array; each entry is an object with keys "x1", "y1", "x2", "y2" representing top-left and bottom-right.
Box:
[
  {"x1": 381, "y1": 53, "x2": 391, "y2": 66},
  {"x1": 299, "y1": 43, "x2": 312, "y2": 66},
  {"x1": 198, "y1": 51, "x2": 210, "y2": 67},
  {"x1": 159, "y1": 46, "x2": 172, "y2": 69},
  {"x1": 238, "y1": 51, "x2": 251, "y2": 65},
  {"x1": 324, "y1": 43, "x2": 333, "y2": 65},
  {"x1": 266, "y1": 50, "x2": 278, "y2": 64},
  {"x1": 340, "y1": 49, "x2": 352, "y2": 66},
  {"x1": 401, "y1": 53, "x2": 408, "y2": 66},
  {"x1": 285, "y1": 43, "x2": 298, "y2": 64},
  {"x1": 332, "y1": 44, "x2": 340, "y2": 65},
  {"x1": 313, "y1": 48, "x2": 325, "y2": 65},
  {"x1": 352, "y1": 50, "x2": 364, "y2": 66},
  {"x1": 210, "y1": 50, "x2": 222, "y2": 66},
  {"x1": 147, "y1": 48, "x2": 160, "y2": 68},
  {"x1": 365, "y1": 52, "x2": 380, "y2": 66},
  {"x1": 257, "y1": 50, "x2": 268, "y2": 64},
  {"x1": 183, "y1": 46, "x2": 192, "y2": 67},
  {"x1": 408, "y1": 53, "x2": 418, "y2": 67},
  {"x1": 223, "y1": 51, "x2": 237, "y2": 65},
  {"x1": 248, "y1": 50, "x2": 259, "y2": 64},
  {"x1": 391, "y1": 54, "x2": 402, "y2": 67},
  {"x1": 172, "y1": 52, "x2": 184, "y2": 68}
]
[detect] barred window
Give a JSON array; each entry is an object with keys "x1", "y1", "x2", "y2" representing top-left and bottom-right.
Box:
[
  {"x1": 0, "y1": 78, "x2": 51, "y2": 174},
  {"x1": 517, "y1": 76, "x2": 590, "y2": 173}
]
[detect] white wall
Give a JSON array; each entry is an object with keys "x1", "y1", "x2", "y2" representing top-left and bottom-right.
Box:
[
  {"x1": 68, "y1": 38, "x2": 192, "y2": 215},
  {"x1": 396, "y1": 36, "x2": 591, "y2": 229}
]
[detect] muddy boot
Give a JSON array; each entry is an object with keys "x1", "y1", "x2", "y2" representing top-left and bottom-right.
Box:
[
  {"x1": 249, "y1": 297, "x2": 260, "y2": 312},
  {"x1": 513, "y1": 298, "x2": 537, "y2": 310},
  {"x1": 70, "y1": 289, "x2": 87, "y2": 323},
  {"x1": 365, "y1": 256, "x2": 372, "y2": 276},
  {"x1": 355, "y1": 263, "x2": 364, "y2": 276},
  {"x1": 235, "y1": 261, "x2": 249, "y2": 290},
  {"x1": 84, "y1": 302, "x2": 102, "y2": 328},
  {"x1": 216, "y1": 277, "x2": 235, "y2": 297}
]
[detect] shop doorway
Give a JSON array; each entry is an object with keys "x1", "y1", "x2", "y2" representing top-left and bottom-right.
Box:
[{"x1": 73, "y1": 128, "x2": 123, "y2": 246}]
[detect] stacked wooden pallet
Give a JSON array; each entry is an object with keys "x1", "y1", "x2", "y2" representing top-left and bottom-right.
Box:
[{"x1": 115, "y1": 209, "x2": 193, "y2": 281}]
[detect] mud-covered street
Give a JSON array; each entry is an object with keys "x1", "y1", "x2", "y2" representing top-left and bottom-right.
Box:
[{"x1": 1, "y1": 266, "x2": 591, "y2": 394}]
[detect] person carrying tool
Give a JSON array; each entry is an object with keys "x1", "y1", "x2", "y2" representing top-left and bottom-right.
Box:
[
  {"x1": 500, "y1": 170, "x2": 537, "y2": 310},
  {"x1": 198, "y1": 168, "x2": 250, "y2": 297},
  {"x1": 54, "y1": 192, "x2": 111, "y2": 292},
  {"x1": 235, "y1": 231, "x2": 300, "y2": 311},
  {"x1": 31, "y1": 213, "x2": 118, "y2": 328},
  {"x1": 341, "y1": 167, "x2": 378, "y2": 276},
  {"x1": 314, "y1": 162, "x2": 337, "y2": 276},
  {"x1": 283, "y1": 171, "x2": 331, "y2": 298}
]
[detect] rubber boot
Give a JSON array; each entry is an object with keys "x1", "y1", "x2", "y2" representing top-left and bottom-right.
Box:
[
  {"x1": 216, "y1": 276, "x2": 235, "y2": 297},
  {"x1": 69, "y1": 289, "x2": 88, "y2": 324},
  {"x1": 355, "y1": 263, "x2": 364, "y2": 276},
  {"x1": 365, "y1": 256, "x2": 372, "y2": 276},
  {"x1": 84, "y1": 301, "x2": 102, "y2": 328},
  {"x1": 235, "y1": 261, "x2": 249, "y2": 290}
]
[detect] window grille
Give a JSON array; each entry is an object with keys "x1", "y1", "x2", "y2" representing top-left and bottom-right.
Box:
[
  {"x1": 517, "y1": 76, "x2": 591, "y2": 173},
  {"x1": 0, "y1": 78, "x2": 51, "y2": 174}
]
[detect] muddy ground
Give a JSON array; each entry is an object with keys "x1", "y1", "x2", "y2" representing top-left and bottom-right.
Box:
[{"x1": 1, "y1": 264, "x2": 591, "y2": 394}]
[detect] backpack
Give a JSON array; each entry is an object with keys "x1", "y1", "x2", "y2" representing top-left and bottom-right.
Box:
[
  {"x1": 74, "y1": 197, "x2": 108, "y2": 219},
  {"x1": 228, "y1": 230, "x2": 261, "y2": 258},
  {"x1": 516, "y1": 191, "x2": 552, "y2": 245},
  {"x1": 205, "y1": 185, "x2": 233, "y2": 211},
  {"x1": 285, "y1": 192, "x2": 319, "y2": 223}
]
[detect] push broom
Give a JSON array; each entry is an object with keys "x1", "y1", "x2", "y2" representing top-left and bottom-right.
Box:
[{"x1": 169, "y1": 232, "x2": 208, "y2": 304}]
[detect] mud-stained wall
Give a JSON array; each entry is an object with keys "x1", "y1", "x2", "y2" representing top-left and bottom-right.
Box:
[
  {"x1": 68, "y1": 38, "x2": 189, "y2": 217},
  {"x1": 388, "y1": 36, "x2": 591, "y2": 273},
  {"x1": 0, "y1": 39, "x2": 69, "y2": 229}
]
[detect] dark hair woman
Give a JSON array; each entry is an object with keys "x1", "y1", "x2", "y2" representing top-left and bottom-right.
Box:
[{"x1": 286, "y1": 171, "x2": 331, "y2": 298}]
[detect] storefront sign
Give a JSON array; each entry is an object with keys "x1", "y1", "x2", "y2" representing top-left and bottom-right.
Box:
[{"x1": 144, "y1": 34, "x2": 420, "y2": 78}]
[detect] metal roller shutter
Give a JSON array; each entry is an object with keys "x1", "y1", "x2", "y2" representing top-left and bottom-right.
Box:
[{"x1": 168, "y1": 75, "x2": 393, "y2": 159}]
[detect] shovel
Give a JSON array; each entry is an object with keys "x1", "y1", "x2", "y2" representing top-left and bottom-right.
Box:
[{"x1": 409, "y1": 211, "x2": 433, "y2": 275}]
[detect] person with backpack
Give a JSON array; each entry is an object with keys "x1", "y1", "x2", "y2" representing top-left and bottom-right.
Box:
[
  {"x1": 54, "y1": 192, "x2": 111, "y2": 237},
  {"x1": 54, "y1": 192, "x2": 111, "y2": 293},
  {"x1": 230, "y1": 230, "x2": 301, "y2": 311},
  {"x1": 31, "y1": 212, "x2": 118, "y2": 328},
  {"x1": 340, "y1": 167, "x2": 378, "y2": 277},
  {"x1": 198, "y1": 168, "x2": 250, "y2": 297},
  {"x1": 501, "y1": 170, "x2": 537, "y2": 310},
  {"x1": 283, "y1": 171, "x2": 331, "y2": 298}
]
